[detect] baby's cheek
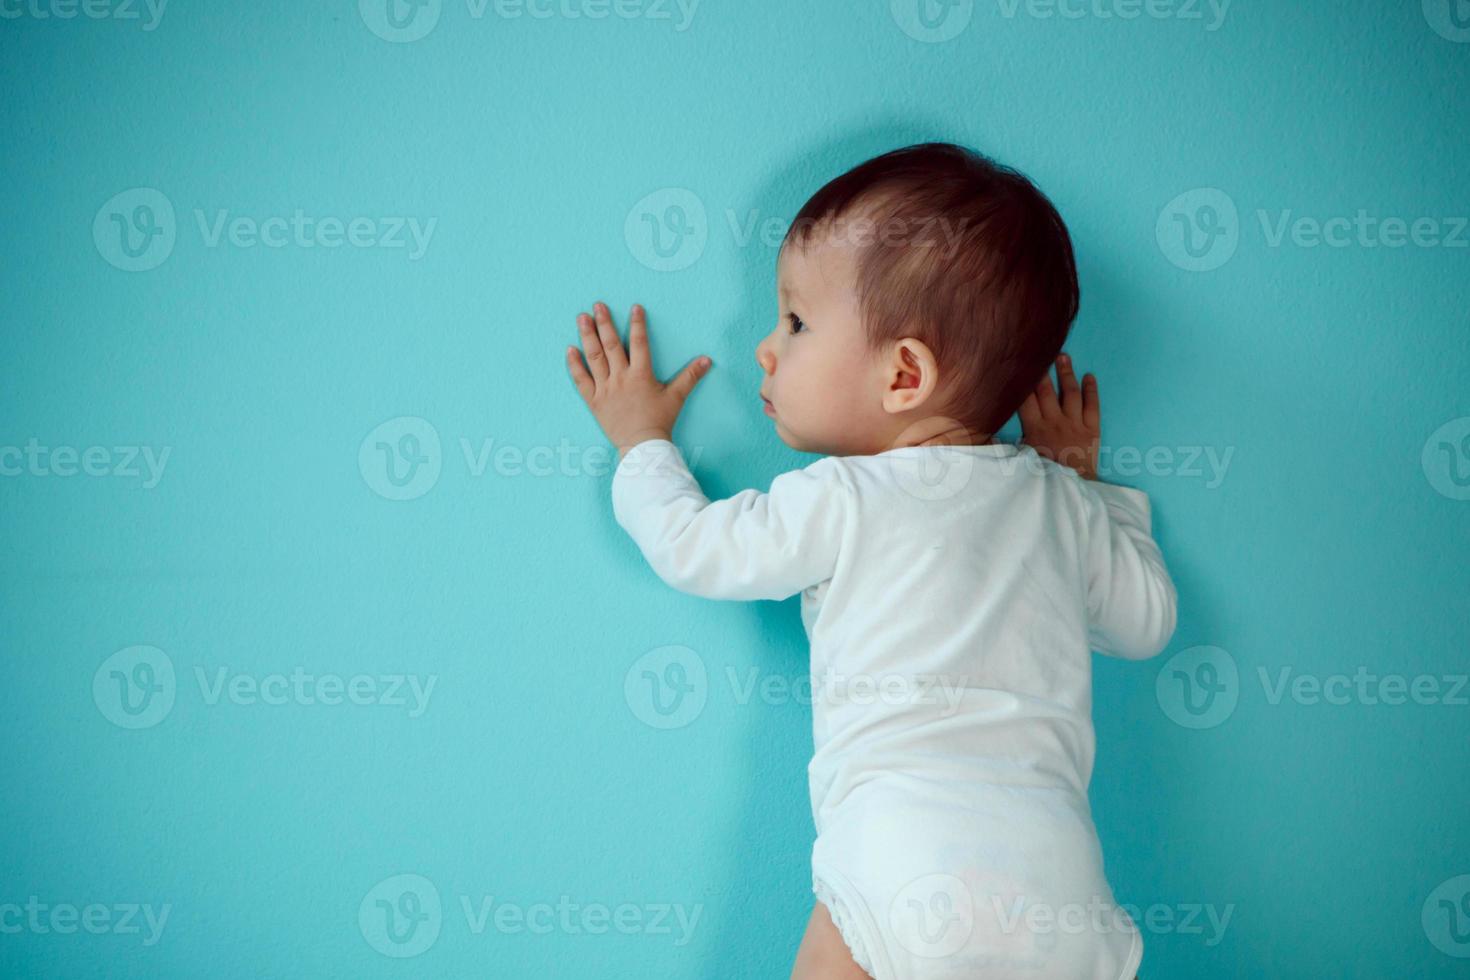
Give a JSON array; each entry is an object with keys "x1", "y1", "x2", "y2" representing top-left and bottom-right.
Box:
[{"x1": 821, "y1": 377, "x2": 872, "y2": 424}]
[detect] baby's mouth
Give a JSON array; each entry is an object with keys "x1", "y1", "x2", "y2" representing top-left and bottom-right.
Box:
[{"x1": 761, "y1": 395, "x2": 775, "y2": 416}]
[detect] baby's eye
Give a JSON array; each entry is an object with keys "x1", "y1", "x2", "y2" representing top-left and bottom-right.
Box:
[{"x1": 787, "y1": 312, "x2": 807, "y2": 335}]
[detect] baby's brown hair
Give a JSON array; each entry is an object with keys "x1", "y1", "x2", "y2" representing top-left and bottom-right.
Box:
[{"x1": 782, "y1": 142, "x2": 1080, "y2": 439}]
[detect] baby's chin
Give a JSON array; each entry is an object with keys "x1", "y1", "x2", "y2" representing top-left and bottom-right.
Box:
[
  {"x1": 772, "y1": 421, "x2": 862, "y2": 457},
  {"x1": 769, "y1": 418, "x2": 799, "y2": 449},
  {"x1": 769, "y1": 418, "x2": 815, "y2": 454}
]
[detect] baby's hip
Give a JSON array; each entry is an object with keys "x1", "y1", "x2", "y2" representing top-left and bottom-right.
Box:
[{"x1": 811, "y1": 777, "x2": 1119, "y2": 917}]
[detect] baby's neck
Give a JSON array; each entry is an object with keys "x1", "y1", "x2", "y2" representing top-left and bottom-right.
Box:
[{"x1": 882, "y1": 418, "x2": 994, "y2": 452}]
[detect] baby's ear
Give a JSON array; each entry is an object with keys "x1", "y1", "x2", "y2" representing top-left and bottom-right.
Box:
[{"x1": 880, "y1": 337, "x2": 940, "y2": 414}]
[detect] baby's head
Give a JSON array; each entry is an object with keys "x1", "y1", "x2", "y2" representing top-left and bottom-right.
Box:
[{"x1": 756, "y1": 142, "x2": 1079, "y2": 457}]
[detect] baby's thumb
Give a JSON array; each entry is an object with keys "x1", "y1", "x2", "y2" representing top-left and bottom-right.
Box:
[{"x1": 668, "y1": 355, "x2": 712, "y2": 401}]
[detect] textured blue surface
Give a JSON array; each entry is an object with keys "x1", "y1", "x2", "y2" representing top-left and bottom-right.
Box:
[{"x1": 1, "y1": 1, "x2": 1468, "y2": 976}]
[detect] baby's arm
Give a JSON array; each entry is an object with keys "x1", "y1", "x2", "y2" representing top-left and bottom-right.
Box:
[
  {"x1": 612, "y1": 440, "x2": 847, "y2": 600},
  {"x1": 1021, "y1": 354, "x2": 1179, "y2": 659},
  {"x1": 1079, "y1": 478, "x2": 1178, "y2": 659},
  {"x1": 567, "y1": 302, "x2": 847, "y2": 601}
]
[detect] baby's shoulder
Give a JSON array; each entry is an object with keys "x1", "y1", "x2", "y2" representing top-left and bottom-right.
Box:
[{"x1": 832, "y1": 443, "x2": 1086, "y2": 499}]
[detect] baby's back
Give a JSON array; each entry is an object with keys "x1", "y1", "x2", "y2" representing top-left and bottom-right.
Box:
[{"x1": 806, "y1": 442, "x2": 1103, "y2": 822}]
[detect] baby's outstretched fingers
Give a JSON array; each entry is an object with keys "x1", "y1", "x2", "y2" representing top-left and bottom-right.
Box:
[
  {"x1": 627, "y1": 303, "x2": 651, "y2": 373},
  {"x1": 591, "y1": 301, "x2": 628, "y2": 372},
  {"x1": 667, "y1": 354, "x2": 713, "y2": 402},
  {"x1": 1018, "y1": 391, "x2": 1042, "y2": 430},
  {"x1": 1082, "y1": 373, "x2": 1100, "y2": 430},
  {"x1": 1055, "y1": 354, "x2": 1083, "y2": 422},
  {"x1": 566, "y1": 344, "x2": 596, "y2": 401},
  {"x1": 576, "y1": 311, "x2": 609, "y2": 381},
  {"x1": 1034, "y1": 368, "x2": 1060, "y2": 418}
]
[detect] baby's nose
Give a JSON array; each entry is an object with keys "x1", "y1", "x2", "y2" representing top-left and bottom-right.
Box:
[{"x1": 755, "y1": 339, "x2": 775, "y2": 373}]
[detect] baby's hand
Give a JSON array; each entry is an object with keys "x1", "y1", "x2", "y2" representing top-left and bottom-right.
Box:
[
  {"x1": 566, "y1": 302, "x2": 712, "y2": 458},
  {"x1": 1018, "y1": 353, "x2": 1101, "y2": 480}
]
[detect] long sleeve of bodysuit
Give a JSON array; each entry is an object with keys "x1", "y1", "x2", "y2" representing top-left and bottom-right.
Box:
[
  {"x1": 610, "y1": 438, "x2": 850, "y2": 602},
  {"x1": 1081, "y1": 479, "x2": 1179, "y2": 659}
]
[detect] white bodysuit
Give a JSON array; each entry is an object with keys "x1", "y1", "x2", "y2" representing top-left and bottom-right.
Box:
[{"x1": 612, "y1": 438, "x2": 1177, "y2": 980}]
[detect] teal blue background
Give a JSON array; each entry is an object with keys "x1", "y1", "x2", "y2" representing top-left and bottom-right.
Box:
[{"x1": 3, "y1": 0, "x2": 1469, "y2": 976}]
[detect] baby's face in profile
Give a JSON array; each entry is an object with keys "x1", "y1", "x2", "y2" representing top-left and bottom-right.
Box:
[{"x1": 757, "y1": 235, "x2": 898, "y2": 457}]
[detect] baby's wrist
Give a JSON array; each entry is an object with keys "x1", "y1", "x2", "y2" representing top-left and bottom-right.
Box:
[{"x1": 615, "y1": 428, "x2": 673, "y2": 460}]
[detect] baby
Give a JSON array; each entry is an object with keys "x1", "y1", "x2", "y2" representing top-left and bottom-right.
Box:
[{"x1": 566, "y1": 143, "x2": 1176, "y2": 980}]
